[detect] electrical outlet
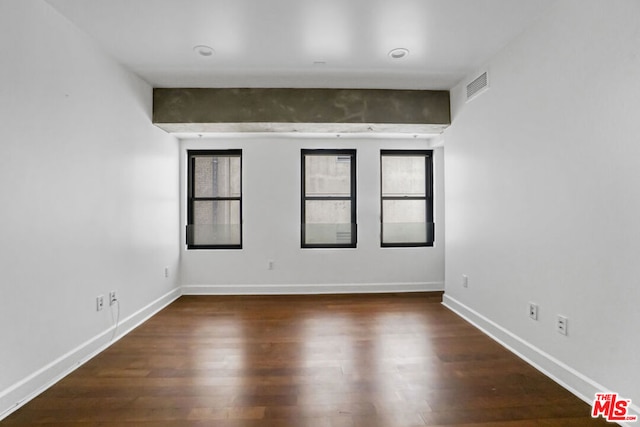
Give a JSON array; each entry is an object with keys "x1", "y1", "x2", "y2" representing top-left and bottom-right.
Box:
[
  {"x1": 557, "y1": 315, "x2": 568, "y2": 336},
  {"x1": 268, "y1": 260, "x2": 274, "y2": 270},
  {"x1": 462, "y1": 275, "x2": 468, "y2": 288},
  {"x1": 528, "y1": 302, "x2": 538, "y2": 320},
  {"x1": 164, "y1": 267, "x2": 169, "y2": 278},
  {"x1": 96, "y1": 295, "x2": 104, "y2": 311},
  {"x1": 109, "y1": 291, "x2": 117, "y2": 306}
]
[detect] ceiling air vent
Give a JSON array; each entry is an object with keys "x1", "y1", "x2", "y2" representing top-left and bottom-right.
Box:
[{"x1": 466, "y1": 71, "x2": 489, "y2": 102}]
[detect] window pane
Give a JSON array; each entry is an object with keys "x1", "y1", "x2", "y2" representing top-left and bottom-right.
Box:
[
  {"x1": 305, "y1": 200, "x2": 353, "y2": 245},
  {"x1": 192, "y1": 200, "x2": 241, "y2": 245},
  {"x1": 382, "y1": 200, "x2": 426, "y2": 244},
  {"x1": 305, "y1": 155, "x2": 351, "y2": 197},
  {"x1": 194, "y1": 155, "x2": 241, "y2": 198},
  {"x1": 305, "y1": 200, "x2": 351, "y2": 223},
  {"x1": 381, "y1": 156, "x2": 425, "y2": 197}
]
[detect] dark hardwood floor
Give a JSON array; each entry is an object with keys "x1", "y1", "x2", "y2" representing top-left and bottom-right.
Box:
[{"x1": 3, "y1": 292, "x2": 609, "y2": 426}]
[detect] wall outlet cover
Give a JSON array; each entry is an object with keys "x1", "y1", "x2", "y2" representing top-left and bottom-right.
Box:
[
  {"x1": 109, "y1": 291, "x2": 117, "y2": 305},
  {"x1": 557, "y1": 315, "x2": 568, "y2": 336}
]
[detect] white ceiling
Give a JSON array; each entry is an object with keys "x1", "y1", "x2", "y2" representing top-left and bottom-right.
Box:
[{"x1": 46, "y1": 0, "x2": 556, "y2": 90}]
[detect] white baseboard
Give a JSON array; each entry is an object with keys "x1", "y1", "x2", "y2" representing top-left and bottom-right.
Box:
[
  {"x1": 442, "y1": 294, "x2": 639, "y2": 427},
  {"x1": 1, "y1": 283, "x2": 440, "y2": 420},
  {"x1": 0, "y1": 287, "x2": 182, "y2": 421},
  {"x1": 182, "y1": 281, "x2": 444, "y2": 295},
  {"x1": 9, "y1": 288, "x2": 634, "y2": 425}
]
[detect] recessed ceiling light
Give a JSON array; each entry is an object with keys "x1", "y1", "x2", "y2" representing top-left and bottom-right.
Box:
[
  {"x1": 193, "y1": 45, "x2": 215, "y2": 57},
  {"x1": 388, "y1": 48, "x2": 409, "y2": 59}
]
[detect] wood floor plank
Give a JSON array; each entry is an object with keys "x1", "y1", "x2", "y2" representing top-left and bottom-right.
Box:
[{"x1": 2, "y1": 293, "x2": 609, "y2": 426}]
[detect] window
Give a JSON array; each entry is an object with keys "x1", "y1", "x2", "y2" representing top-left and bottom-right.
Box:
[
  {"x1": 380, "y1": 150, "x2": 434, "y2": 247},
  {"x1": 301, "y1": 149, "x2": 356, "y2": 248},
  {"x1": 187, "y1": 150, "x2": 242, "y2": 249}
]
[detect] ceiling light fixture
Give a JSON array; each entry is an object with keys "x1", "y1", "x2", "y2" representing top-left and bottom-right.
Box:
[
  {"x1": 193, "y1": 45, "x2": 215, "y2": 57},
  {"x1": 388, "y1": 48, "x2": 409, "y2": 59}
]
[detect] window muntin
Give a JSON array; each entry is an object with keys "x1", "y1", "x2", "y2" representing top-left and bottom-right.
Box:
[
  {"x1": 380, "y1": 150, "x2": 433, "y2": 247},
  {"x1": 302, "y1": 150, "x2": 356, "y2": 248},
  {"x1": 187, "y1": 150, "x2": 242, "y2": 249}
]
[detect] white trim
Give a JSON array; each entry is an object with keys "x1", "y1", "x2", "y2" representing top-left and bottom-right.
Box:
[
  {"x1": 442, "y1": 294, "x2": 639, "y2": 427},
  {"x1": 182, "y1": 282, "x2": 444, "y2": 295},
  {"x1": 7, "y1": 289, "x2": 634, "y2": 425},
  {"x1": 0, "y1": 287, "x2": 181, "y2": 421}
]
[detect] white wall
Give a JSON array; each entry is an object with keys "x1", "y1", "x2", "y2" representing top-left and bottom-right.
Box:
[
  {"x1": 0, "y1": 0, "x2": 180, "y2": 417},
  {"x1": 181, "y1": 136, "x2": 444, "y2": 294},
  {"x1": 444, "y1": 0, "x2": 640, "y2": 418}
]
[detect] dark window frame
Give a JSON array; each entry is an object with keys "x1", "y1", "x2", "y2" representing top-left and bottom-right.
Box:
[
  {"x1": 186, "y1": 149, "x2": 243, "y2": 250},
  {"x1": 301, "y1": 149, "x2": 357, "y2": 249},
  {"x1": 380, "y1": 149, "x2": 434, "y2": 247}
]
